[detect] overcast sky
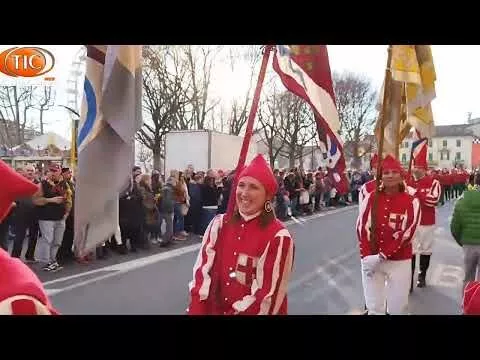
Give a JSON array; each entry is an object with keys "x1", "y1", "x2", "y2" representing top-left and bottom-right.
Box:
[{"x1": 3, "y1": 45, "x2": 479, "y2": 140}]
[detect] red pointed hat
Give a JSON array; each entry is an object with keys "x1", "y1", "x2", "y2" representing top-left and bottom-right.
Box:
[
  {"x1": 238, "y1": 154, "x2": 278, "y2": 198},
  {"x1": 382, "y1": 155, "x2": 404, "y2": 174},
  {"x1": 0, "y1": 248, "x2": 59, "y2": 315},
  {"x1": 463, "y1": 281, "x2": 480, "y2": 315},
  {"x1": 0, "y1": 160, "x2": 39, "y2": 223},
  {"x1": 370, "y1": 154, "x2": 379, "y2": 169}
]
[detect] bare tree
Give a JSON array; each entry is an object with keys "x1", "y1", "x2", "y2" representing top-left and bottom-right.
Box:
[
  {"x1": 181, "y1": 45, "x2": 222, "y2": 130},
  {"x1": 33, "y1": 86, "x2": 56, "y2": 134},
  {"x1": 221, "y1": 46, "x2": 263, "y2": 135},
  {"x1": 136, "y1": 45, "x2": 190, "y2": 169},
  {"x1": 0, "y1": 86, "x2": 35, "y2": 146},
  {"x1": 333, "y1": 71, "x2": 377, "y2": 169},
  {"x1": 256, "y1": 84, "x2": 287, "y2": 168},
  {"x1": 275, "y1": 92, "x2": 316, "y2": 169},
  {"x1": 137, "y1": 142, "x2": 153, "y2": 172}
]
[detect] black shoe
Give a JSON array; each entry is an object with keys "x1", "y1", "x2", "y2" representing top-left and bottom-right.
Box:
[{"x1": 417, "y1": 273, "x2": 426, "y2": 288}]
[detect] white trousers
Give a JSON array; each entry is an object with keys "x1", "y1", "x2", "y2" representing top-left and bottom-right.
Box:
[
  {"x1": 361, "y1": 259, "x2": 411, "y2": 315},
  {"x1": 412, "y1": 225, "x2": 435, "y2": 255}
]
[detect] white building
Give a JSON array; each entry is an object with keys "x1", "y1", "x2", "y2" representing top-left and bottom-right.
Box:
[{"x1": 399, "y1": 124, "x2": 476, "y2": 169}]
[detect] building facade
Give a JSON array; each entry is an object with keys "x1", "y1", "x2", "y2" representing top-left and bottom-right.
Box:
[{"x1": 398, "y1": 125, "x2": 476, "y2": 169}]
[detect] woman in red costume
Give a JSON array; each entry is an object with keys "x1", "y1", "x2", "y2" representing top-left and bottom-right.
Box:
[{"x1": 188, "y1": 154, "x2": 295, "y2": 315}]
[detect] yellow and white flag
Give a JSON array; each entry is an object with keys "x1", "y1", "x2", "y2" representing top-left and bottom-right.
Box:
[{"x1": 390, "y1": 45, "x2": 436, "y2": 138}]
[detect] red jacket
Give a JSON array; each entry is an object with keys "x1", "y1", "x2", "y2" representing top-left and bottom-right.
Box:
[
  {"x1": 440, "y1": 173, "x2": 451, "y2": 186},
  {"x1": 0, "y1": 249, "x2": 58, "y2": 315},
  {"x1": 356, "y1": 190, "x2": 420, "y2": 261},
  {"x1": 188, "y1": 214, "x2": 294, "y2": 315},
  {"x1": 408, "y1": 175, "x2": 441, "y2": 226}
]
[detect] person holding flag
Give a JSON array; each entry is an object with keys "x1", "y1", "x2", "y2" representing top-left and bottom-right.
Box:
[
  {"x1": 0, "y1": 159, "x2": 59, "y2": 315},
  {"x1": 356, "y1": 155, "x2": 421, "y2": 315},
  {"x1": 407, "y1": 136, "x2": 441, "y2": 290},
  {"x1": 187, "y1": 154, "x2": 295, "y2": 315}
]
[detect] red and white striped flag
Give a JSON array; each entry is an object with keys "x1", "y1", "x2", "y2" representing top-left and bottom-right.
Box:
[{"x1": 272, "y1": 45, "x2": 349, "y2": 195}]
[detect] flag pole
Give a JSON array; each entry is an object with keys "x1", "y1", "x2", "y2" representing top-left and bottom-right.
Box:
[
  {"x1": 225, "y1": 45, "x2": 273, "y2": 220},
  {"x1": 370, "y1": 45, "x2": 393, "y2": 254}
]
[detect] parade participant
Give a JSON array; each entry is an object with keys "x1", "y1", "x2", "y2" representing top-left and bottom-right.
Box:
[
  {"x1": 356, "y1": 155, "x2": 421, "y2": 315},
  {"x1": 0, "y1": 159, "x2": 58, "y2": 315},
  {"x1": 187, "y1": 154, "x2": 295, "y2": 315},
  {"x1": 408, "y1": 146, "x2": 441, "y2": 290},
  {"x1": 0, "y1": 248, "x2": 58, "y2": 314},
  {"x1": 358, "y1": 154, "x2": 378, "y2": 207},
  {"x1": 442, "y1": 168, "x2": 453, "y2": 202},
  {"x1": 450, "y1": 189, "x2": 480, "y2": 287},
  {"x1": 463, "y1": 281, "x2": 480, "y2": 315}
]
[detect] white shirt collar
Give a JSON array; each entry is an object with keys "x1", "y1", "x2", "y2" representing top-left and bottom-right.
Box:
[{"x1": 238, "y1": 210, "x2": 262, "y2": 222}]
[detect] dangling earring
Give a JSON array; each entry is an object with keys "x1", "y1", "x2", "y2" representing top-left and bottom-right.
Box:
[{"x1": 264, "y1": 200, "x2": 273, "y2": 213}]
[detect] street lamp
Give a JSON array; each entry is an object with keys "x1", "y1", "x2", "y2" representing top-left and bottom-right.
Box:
[{"x1": 58, "y1": 105, "x2": 79, "y2": 170}]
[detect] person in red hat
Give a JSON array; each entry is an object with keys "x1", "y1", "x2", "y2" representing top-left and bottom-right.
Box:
[
  {"x1": 356, "y1": 155, "x2": 421, "y2": 315},
  {"x1": 358, "y1": 153, "x2": 378, "y2": 207},
  {"x1": 463, "y1": 281, "x2": 480, "y2": 315},
  {"x1": 406, "y1": 143, "x2": 441, "y2": 291},
  {"x1": 0, "y1": 159, "x2": 58, "y2": 315},
  {"x1": 187, "y1": 154, "x2": 295, "y2": 315}
]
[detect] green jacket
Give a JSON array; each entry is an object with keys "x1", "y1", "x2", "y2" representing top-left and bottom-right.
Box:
[{"x1": 450, "y1": 190, "x2": 480, "y2": 246}]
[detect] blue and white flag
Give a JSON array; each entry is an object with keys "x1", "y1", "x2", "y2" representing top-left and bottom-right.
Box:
[{"x1": 74, "y1": 45, "x2": 143, "y2": 256}]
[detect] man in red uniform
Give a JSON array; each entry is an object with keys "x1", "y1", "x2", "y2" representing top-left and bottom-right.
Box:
[
  {"x1": 407, "y1": 145, "x2": 441, "y2": 290},
  {"x1": 188, "y1": 154, "x2": 295, "y2": 315},
  {"x1": 442, "y1": 168, "x2": 453, "y2": 202},
  {"x1": 357, "y1": 155, "x2": 421, "y2": 315},
  {"x1": 0, "y1": 159, "x2": 59, "y2": 315}
]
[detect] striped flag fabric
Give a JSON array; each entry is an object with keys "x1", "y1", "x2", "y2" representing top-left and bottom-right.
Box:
[
  {"x1": 411, "y1": 137, "x2": 428, "y2": 167},
  {"x1": 272, "y1": 45, "x2": 349, "y2": 195},
  {"x1": 390, "y1": 45, "x2": 437, "y2": 138},
  {"x1": 74, "y1": 45, "x2": 143, "y2": 257}
]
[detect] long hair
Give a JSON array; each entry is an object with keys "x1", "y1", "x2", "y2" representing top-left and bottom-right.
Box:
[
  {"x1": 139, "y1": 174, "x2": 152, "y2": 192},
  {"x1": 231, "y1": 201, "x2": 276, "y2": 229}
]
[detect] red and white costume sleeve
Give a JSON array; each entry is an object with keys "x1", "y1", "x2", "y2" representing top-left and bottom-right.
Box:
[
  {"x1": 410, "y1": 175, "x2": 441, "y2": 225},
  {"x1": 0, "y1": 248, "x2": 58, "y2": 315},
  {"x1": 356, "y1": 190, "x2": 421, "y2": 260},
  {"x1": 358, "y1": 179, "x2": 376, "y2": 207},
  {"x1": 188, "y1": 214, "x2": 294, "y2": 315}
]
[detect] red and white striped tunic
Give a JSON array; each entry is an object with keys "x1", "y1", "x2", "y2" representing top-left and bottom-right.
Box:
[
  {"x1": 0, "y1": 248, "x2": 58, "y2": 315},
  {"x1": 407, "y1": 175, "x2": 441, "y2": 225},
  {"x1": 188, "y1": 213, "x2": 294, "y2": 315}
]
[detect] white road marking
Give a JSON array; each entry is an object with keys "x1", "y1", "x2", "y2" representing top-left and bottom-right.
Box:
[
  {"x1": 43, "y1": 243, "x2": 202, "y2": 287},
  {"x1": 429, "y1": 264, "x2": 464, "y2": 289},
  {"x1": 302, "y1": 255, "x2": 358, "y2": 304},
  {"x1": 291, "y1": 216, "x2": 302, "y2": 224},
  {"x1": 44, "y1": 206, "x2": 357, "y2": 295},
  {"x1": 289, "y1": 248, "x2": 358, "y2": 292}
]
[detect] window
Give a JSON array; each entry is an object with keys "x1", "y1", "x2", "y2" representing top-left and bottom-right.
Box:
[
  {"x1": 441, "y1": 152, "x2": 450, "y2": 161},
  {"x1": 401, "y1": 153, "x2": 407, "y2": 163},
  {"x1": 429, "y1": 153, "x2": 433, "y2": 161},
  {"x1": 428, "y1": 139, "x2": 432, "y2": 147},
  {"x1": 443, "y1": 140, "x2": 448, "y2": 147},
  {"x1": 456, "y1": 152, "x2": 461, "y2": 160},
  {"x1": 403, "y1": 141, "x2": 409, "y2": 149},
  {"x1": 446, "y1": 152, "x2": 450, "y2": 160},
  {"x1": 457, "y1": 139, "x2": 461, "y2": 147}
]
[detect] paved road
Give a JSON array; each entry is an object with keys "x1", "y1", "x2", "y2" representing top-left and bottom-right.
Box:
[{"x1": 43, "y1": 201, "x2": 464, "y2": 315}]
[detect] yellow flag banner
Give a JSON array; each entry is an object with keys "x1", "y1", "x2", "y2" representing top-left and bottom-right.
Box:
[{"x1": 390, "y1": 45, "x2": 436, "y2": 138}]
